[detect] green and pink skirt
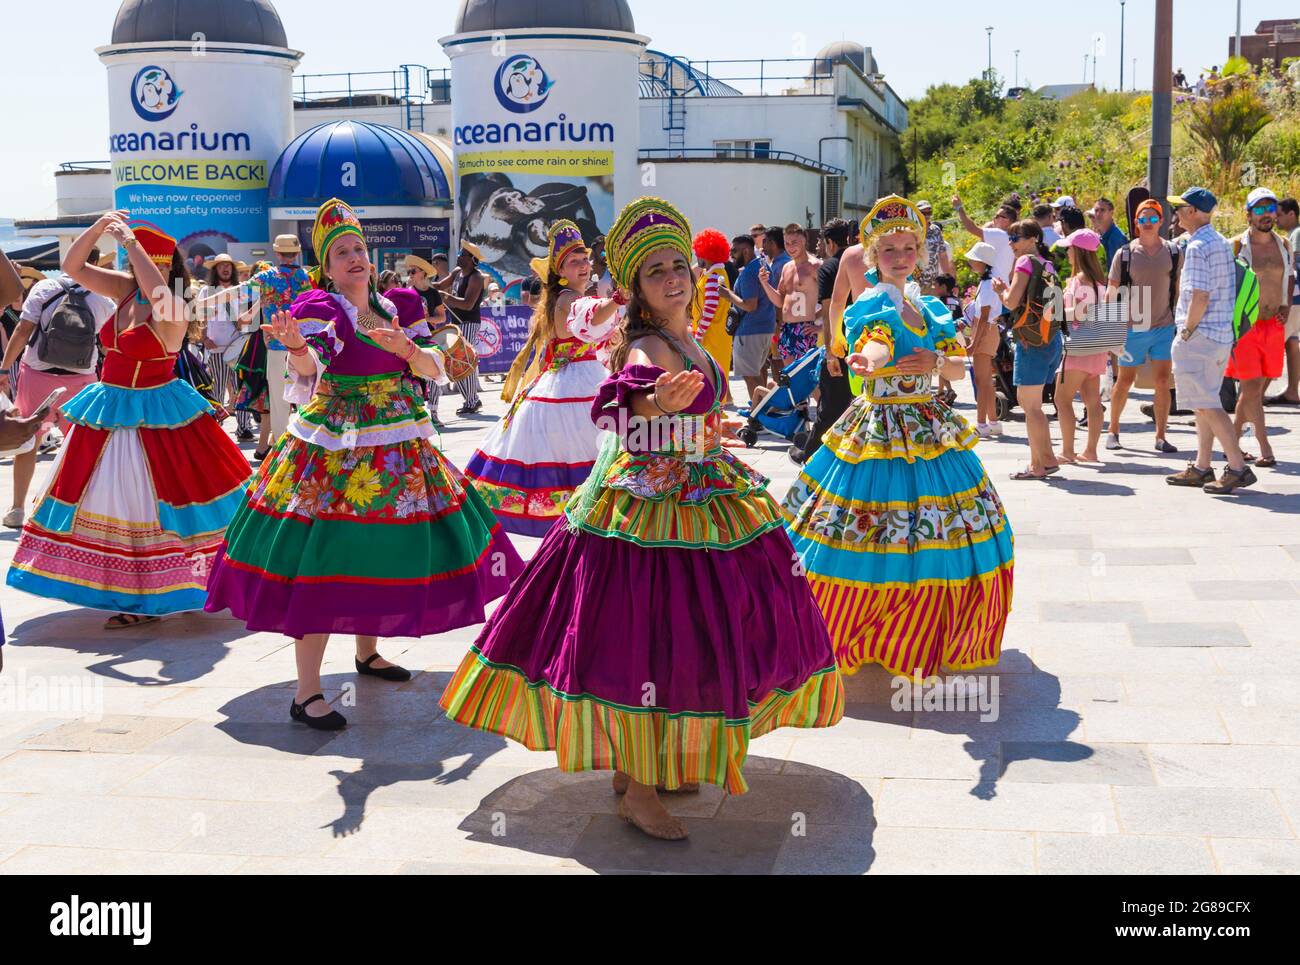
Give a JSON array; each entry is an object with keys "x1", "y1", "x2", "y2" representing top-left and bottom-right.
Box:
[{"x1": 205, "y1": 372, "x2": 523, "y2": 638}]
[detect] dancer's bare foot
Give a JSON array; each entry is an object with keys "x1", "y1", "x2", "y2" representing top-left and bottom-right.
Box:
[
  {"x1": 1078, "y1": 449, "x2": 1100, "y2": 463},
  {"x1": 1055, "y1": 451, "x2": 1077, "y2": 464},
  {"x1": 619, "y1": 782, "x2": 688, "y2": 840},
  {"x1": 611, "y1": 771, "x2": 699, "y2": 795}
]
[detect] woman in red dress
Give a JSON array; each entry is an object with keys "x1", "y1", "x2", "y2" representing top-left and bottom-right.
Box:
[{"x1": 6, "y1": 212, "x2": 251, "y2": 629}]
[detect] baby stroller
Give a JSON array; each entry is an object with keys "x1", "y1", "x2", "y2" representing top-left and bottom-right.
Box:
[
  {"x1": 988, "y1": 318, "x2": 1056, "y2": 421},
  {"x1": 737, "y1": 346, "x2": 823, "y2": 458}
]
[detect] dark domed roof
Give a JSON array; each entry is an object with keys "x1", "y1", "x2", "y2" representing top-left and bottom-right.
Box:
[
  {"x1": 269, "y1": 121, "x2": 451, "y2": 209},
  {"x1": 111, "y1": 0, "x2": 288, "y2": 47},
  {"x1": 810, "y1": 40, "x2": 879, "y2": 78},
  {"x1": 454, "y1": 0, "x2": 635, "y2": 33}
]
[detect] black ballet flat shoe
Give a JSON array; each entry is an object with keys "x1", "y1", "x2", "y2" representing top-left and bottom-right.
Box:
[
  {"x1": 289, "y1": 693, "x2": 347, "y2": 730},
  {"x1": 355, "y1": 653, "x2": 412, "y2": 682}
]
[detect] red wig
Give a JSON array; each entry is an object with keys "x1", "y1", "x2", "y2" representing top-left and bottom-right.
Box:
[{"x1": 692, "y1": 228, "x2": 731, "y2": 265}]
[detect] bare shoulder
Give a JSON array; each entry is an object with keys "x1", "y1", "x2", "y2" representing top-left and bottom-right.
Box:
[{"x1": 627, "y1": 333, "x2": 681, "y2": 372}]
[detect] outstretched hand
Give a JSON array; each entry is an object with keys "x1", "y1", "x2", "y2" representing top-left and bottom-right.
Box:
[
  {"x1": 651, "y1": 369, "x2": 705, "y2": 414},
  {"x1": 367, "y1": 316, "x2": 414, "y2": 357},
  {"x1": 267, "y1": 310, "x2": 306, "y2": 350},
  {"x1": 846, "y1": 352, "x2": 876, "y2": 377}
]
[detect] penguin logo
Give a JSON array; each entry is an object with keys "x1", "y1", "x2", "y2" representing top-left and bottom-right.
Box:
[
  {"x1": 493, "y1": 55, "x2": 552, "y2": 114},
  {"x1": 131, "y1": 65, "x2": 183, "y2": 122}
]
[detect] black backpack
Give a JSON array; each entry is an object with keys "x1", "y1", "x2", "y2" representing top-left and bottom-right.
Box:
[{"x1": 34, "y1": 280, "x2": 98, "y2": 370}]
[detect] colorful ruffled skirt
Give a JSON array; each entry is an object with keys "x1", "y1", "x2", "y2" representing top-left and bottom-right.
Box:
[
  {"x1": 441, "y1": 429, "x2": 843, "y2": 794},
  {"x1": 783, "y1": 375, "x2": 1014, "y2": 678},
  {"x1": 204, "y1": 372, "x2": 524, "y2": 638},
  {"x1": 464, "y1": 356, "x2": 606, "y2": 537},
  {"x1": 7, "y1": 379, "x2": 251, "y2": 614}
]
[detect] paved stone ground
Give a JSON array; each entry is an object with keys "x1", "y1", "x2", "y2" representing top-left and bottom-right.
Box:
[{"x1": 1, "y1": 370, "x2": 1298, "y2": 874}]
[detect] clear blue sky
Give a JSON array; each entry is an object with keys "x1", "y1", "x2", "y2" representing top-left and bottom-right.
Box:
[{"x1": 4, "y1": 0, "x2": 1289, "y2": 218}]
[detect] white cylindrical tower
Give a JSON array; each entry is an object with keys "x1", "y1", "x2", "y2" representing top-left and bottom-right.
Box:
[
  {"x1": 97, "y1": 0, "x2": 303, "y2": 269},
  {"x1": 439, "y1": 0, "x2": 648, "y2": 280}
]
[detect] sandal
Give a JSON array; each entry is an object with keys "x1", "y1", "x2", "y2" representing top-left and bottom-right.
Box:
[
  {"x1": 1010, "y1": 469, "x2": 1049, "y2": 480},
  {"x1": 104, "y1": 613, "x2": 160, "y2": 630},
  {"x1": 1255, "y1": 456, "x2": 1277, "y2": 468}
]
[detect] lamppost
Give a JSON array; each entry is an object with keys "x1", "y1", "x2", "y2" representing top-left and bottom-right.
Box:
[
  {"x1": 986, "y1": 26, "x2": 994, "y2": 81},
  {"x1": 1014, "y1": 49, "x2": 1020, "y2": 88},
  {"x1": 1120, "y1": 0, "x2": 1127, "y2": 90},
  {"x1": 1150, "y1": 0, "x2": 1173, "y2": 234}
]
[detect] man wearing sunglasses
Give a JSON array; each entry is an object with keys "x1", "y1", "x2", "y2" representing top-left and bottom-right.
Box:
[
  {"x1": 1226, "y1": 187, "x2": 1293, "y2": 468},
  {"x1": 1264, "y1": 197, "x2": 1300, "y2": 406},
  {"x1": 1107, "y1": 199, "x2": 1181, "y2": 453}
]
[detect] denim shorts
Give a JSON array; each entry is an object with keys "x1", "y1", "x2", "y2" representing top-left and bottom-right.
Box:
[
  {"x1": 1013, "y1": 334, "x2": 1064, "y2": 386},
  {"x1": 1118, "y1": 325, "x2": 1175, "y2": 367}
]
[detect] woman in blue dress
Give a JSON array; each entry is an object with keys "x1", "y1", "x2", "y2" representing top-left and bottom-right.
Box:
[{"x1": 782, "y1": 196, "x2": 1014, "y2": 680}]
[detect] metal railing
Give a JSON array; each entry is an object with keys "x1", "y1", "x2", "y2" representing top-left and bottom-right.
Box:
[
  {"x1": 59, "y1": 161, "x2": 110, "y2": 172},
  {"x1": 293, "y1": 66, "x2": 452, "y2": 109},
  {"x1": 638, "y1": 147, "x2": 844, "y2": 175}
]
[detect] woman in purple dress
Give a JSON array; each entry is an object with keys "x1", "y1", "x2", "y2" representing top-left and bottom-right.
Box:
[{"x1": 440, "y1": 197, "x2": 842, "y2": 840}]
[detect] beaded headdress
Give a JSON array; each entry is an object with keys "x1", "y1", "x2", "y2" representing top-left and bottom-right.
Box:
[
  {"x1": 528, "y1": 219, "x2": 588, "y2": 285},
  {"x1": 860, "y1": 195, "x2": 928, "y2": 249},
  {"x1": 605, "y1": 197, "x2": 692, "y2": 291}
]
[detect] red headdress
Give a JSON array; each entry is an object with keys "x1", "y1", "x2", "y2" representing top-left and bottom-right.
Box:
[{"x1": 127, "y1": 220, "x2": 178, "y2": 269}]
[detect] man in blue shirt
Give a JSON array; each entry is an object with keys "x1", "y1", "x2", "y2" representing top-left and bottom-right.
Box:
[
  {"x1": 729, "y1": 233, "x2": 777, "y2": 403},
  {"x1": 1163, "y1": 187, "x2": 1255, "y2": 494},
  {"x1": 1089, "y1": 197, "x2": 1130, "y2": 269}
]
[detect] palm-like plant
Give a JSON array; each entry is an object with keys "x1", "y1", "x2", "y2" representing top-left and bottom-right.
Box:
[{"x1": 1187, "y1": 86, "x2": 1273, "y2": 186}]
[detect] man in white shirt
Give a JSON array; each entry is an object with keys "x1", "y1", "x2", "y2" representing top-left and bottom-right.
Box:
[
  {"x1": 0, "y1": 266, "x2": 115, "y2": 527},
  {"x1": 952, "y1": 194, "x2": 1018, "y2": 282}
]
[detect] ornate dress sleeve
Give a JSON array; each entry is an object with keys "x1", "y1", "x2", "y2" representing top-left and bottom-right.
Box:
[
  {"x1": 283, "y1": 315, "x2": 343, "y2": 404},
  {"x1": 843, "y1": 292, "x2": 897, "y2": 359},
  {"x1": 568, "y1": 295, "x2": 619, "y2": 345},
  {"x1": 921, "y1": 295, "x2": 965, "y2": 356}
]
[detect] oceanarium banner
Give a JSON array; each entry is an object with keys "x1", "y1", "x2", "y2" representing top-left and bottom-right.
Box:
[
  {"x1": 102, "y1": 50, "x2": 295, "y2": 264},
  {"x1": 447, "y1": 42, "x2": 640, "y2": 279}
]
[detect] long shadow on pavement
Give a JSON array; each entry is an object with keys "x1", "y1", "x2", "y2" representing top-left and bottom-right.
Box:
[
  {"x1": 839, "y1": 650, "x2": 1090, "y2": 801},
  {"x1": 217, "y1": 670, "x2": 507, "y2": 839},
  {"x1": 7, "y1": 609, "x2": 248, "y2": 686},
  {"x1": 448, "y1": 760, "x2": 876, "y2": 874}
]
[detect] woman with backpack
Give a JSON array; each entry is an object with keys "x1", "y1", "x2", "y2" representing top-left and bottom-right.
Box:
[
  {"x1": 6, "y1": 212, "x2": 251, "y2": 630},
  {"x1": 0, "y1": 252, "x2": 116, "y2": 531},
  {"x1": 1056, "y1": 229, "x2": 1111, "y2": 464},
  {"x1": 992, "y1": 219, "x2": 1064, "y2": 480}
]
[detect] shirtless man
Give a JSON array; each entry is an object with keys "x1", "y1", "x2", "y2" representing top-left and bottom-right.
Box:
[
  {"x1": 759, "y1": 223, "x2": 822, "y2": 366},
  {"x1": 1229, "y1": 188, "x2": 1294, "y2": 467}
]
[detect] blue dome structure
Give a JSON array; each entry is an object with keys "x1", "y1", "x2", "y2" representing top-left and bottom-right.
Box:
[{"x1": 268, "y1": 120, "x2": 452, "y2": 209}]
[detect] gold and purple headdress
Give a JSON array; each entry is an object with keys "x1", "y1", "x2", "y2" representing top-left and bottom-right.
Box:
[
  {"x1": 311, "y1": 197, "x2": 365, "y2": 268},
  {"x1": 860, "y1": 195, "x2": 928, "y2": 249},
  {"x1": 528, "y1": 219, "x2": 588, "y2": 285},
  {"x1": 605, "y1": 197, "x2": 692, "y2": 291}
]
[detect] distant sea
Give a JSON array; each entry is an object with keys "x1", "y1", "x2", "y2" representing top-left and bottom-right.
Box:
[{"x1": 0, "y1": 218, "x2": 56, "y2": 256}]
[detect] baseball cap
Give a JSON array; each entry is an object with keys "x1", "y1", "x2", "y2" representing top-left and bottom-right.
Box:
[
  {"x1": 1245, "y1": 187, "x2": 1278, "y2": 208},
  {"x1": 1061, "y1": 228, "x2": 1101, "y2": 252},
  {"x1": 1167, "y1": 187, "x2": 1217, "y2": 213},
  {"x1": 1134, "y1": 199, "x2": 1164, "y2": 220},
  {"x1": 1051, "y1": 195, "x2": 1076, "y2": 209},
  {"x1": 916, "y1": 200, "x2": 933, "y2": 213}
]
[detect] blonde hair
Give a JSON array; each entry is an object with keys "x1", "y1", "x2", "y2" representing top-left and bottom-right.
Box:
[{"x1": 863, "y1": 229, "x2": 928, "y2": 272}]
